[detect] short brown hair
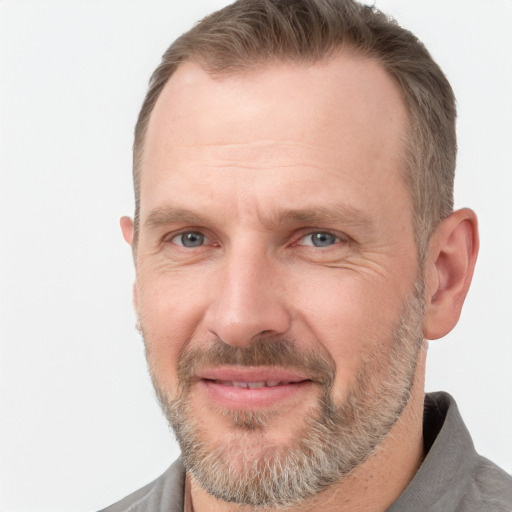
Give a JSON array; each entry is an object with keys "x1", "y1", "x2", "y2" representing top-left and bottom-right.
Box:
[{"x1": 132, "y1": 0, "x2": 456, "y2": 254}]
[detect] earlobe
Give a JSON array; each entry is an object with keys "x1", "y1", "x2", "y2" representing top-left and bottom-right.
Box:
[
  {"x1": 120, "y1": 216, "x2": 134, "y2": 245},
  {"x1": 120, "y1": 216, "x2": 138, "y2": 312},
  {"x1": 423, "y1": 208, "x2": 479, "y2": 340}
]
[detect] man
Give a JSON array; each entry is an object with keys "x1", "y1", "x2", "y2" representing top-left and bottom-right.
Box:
[{"x1": 102, "y1": 0, "x2": 512, "y2": 510}]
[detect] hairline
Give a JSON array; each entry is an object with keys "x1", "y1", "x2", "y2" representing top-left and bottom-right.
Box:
[{"x1": 132, "y1": 51, "x2": 429, "y2": 258}]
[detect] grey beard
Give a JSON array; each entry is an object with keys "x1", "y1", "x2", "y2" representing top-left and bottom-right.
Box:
[{"x1": 149, "y1": 280, "x2": 425, "y2": 509}]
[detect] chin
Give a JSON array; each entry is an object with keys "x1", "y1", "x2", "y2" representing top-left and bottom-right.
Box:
[{"x1": 144, "y1": 279, "x2": 425, "y2": 507}]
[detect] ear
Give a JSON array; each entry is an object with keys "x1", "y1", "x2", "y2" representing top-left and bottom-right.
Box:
[
  {"x1": 120, "y1": 216, "x2": 134, "y2": 245},
  {"x1": 120, "y1": 216, "x2": 139, "y2": 311},
  {"x1": 423, "y1": 208, "x2": 479, "y2": 340}
]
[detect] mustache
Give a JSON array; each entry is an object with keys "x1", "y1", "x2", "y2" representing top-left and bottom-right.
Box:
[{"x1": 176, "y1": 338, "x2": 336, "y2": 389}]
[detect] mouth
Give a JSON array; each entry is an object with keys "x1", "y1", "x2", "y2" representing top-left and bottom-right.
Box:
[
  {"x1": 210, "y1": 379, "x2": 298, "y2": 389},
  {"x1": 194, "y1": 367, "x2": 314, "y2": 410}
]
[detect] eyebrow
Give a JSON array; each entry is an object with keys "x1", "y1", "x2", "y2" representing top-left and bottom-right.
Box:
[
  {"x1": 144, "y1": 205, "x2": 374, "y2": 235},
  {"x1": 144, "y1": 208, "x2": 210, "y2": 230},
  {"x1": 268, "y1": 206, "x2": 374, "y2": 230},
  {"x1": 143, "y1": 204, "x2": 374, "y2": 232}
]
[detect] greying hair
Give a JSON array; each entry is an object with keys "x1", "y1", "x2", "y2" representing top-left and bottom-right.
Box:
[{"x1": 132, "y1": 0, "x2": 456, "y2": 254}]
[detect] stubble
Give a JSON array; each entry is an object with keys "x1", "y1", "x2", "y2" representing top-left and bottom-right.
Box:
[{"x1": 144, "y1": 280, "x2": 425, "y2": 509}]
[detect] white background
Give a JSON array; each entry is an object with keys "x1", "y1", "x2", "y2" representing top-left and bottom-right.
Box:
[{"x1": 1, "y1": 1, "x2": 511, "y2": 511}]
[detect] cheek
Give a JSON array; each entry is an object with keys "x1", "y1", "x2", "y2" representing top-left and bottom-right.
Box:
[
  {"x1": 136, "y1": 268, "x2": 211, "y2": 392},
  {"x1": 292, "y1": 272, "x2": 407, "y2": 391}
]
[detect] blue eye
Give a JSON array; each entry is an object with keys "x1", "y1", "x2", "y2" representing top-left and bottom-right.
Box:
[
  {"x1": 173, "y1": 232, "x2": 205, "y2": 247},
  {"x1": 301, "y1": 232, "x2": 339, "y2": 247}
]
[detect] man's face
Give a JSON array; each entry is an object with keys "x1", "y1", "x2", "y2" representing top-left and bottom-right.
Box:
[{"x1": 130, "y1": 54, "x2": 424, "y2": 506}]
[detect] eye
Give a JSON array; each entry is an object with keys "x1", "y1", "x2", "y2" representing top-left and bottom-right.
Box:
[
  {"x1": 171, "y1": 231, "x2": 206, "y2": 248},
  {"x1": 298, "y1": 232, "x2": 340, "y2": 248}
]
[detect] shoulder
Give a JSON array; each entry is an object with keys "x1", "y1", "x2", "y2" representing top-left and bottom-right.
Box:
[
  {"x1": 459, "y1": 455, "x2": 512, "y2": 512},
  {"x1": 426, "y1": 392, "x2": 512, "y2": 511},
  {"x1": 97, "y1": 459, "x2": 186, "y2": 512},
  {"x1": 388, "y1": 392, "x2": 512, "y2": 512}
]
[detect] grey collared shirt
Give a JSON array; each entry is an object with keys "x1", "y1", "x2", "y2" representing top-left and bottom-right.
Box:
[{"x1": 99, "y1": 392, "x2": 512, "y2": 512}]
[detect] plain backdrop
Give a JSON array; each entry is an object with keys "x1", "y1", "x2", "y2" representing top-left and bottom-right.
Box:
[{"x1": 1, "y1": 1, "x2": 511, "y2": 511}]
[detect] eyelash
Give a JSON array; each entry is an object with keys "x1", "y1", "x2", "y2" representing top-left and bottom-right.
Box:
[
  {"x1": 165, "y1": 229, "x2": 349, "y2": 250},
  {"x1": 296, "y1": 231, "x2": 345, "y2": 248},
  {"x1": 167, "y1": 230, "x2": 212, "y2": 248}
]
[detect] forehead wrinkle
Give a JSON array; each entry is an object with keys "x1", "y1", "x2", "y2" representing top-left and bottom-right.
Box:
[
  {"x1": 161, "y1": 141, "x2": 348, "y2": 173},
  {"x1": 167, "y1": 139, "x2": 346, "y2": 154}
]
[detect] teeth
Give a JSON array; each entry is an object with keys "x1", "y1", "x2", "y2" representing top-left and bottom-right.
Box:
[
  {"x1": 217, "y1": 380, "x2": 288, "y2": 388},
  {"x1": 247, "y1": 382, "x2": 265, "y2": 389}
]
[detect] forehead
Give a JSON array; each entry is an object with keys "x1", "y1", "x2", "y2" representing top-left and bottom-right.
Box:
[
  {"x1": 140, "y1": 53, "x2": 410, "y2": 225},
  {"x1": 145, "y1": 53, "x2": 408, "y2": 156}
]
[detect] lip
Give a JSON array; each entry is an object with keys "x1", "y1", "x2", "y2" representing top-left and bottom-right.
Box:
[
  {"x1": 196, "y1": 366, "x2": 310, "y2": 383},
  {"x1": 195, "y1": 366, "x2": 314, "y2": 410}
]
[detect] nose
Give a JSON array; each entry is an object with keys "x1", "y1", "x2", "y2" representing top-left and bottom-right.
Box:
[{"x1": 203, "y1": 246, "x2": 292, "y2": 347}]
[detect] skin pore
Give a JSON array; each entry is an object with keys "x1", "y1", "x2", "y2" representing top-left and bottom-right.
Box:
[{"x1": 121, "y1": 52, "x2": 479, "y2": 511}]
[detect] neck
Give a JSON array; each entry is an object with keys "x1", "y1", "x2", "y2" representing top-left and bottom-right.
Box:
[{"x1": 189, "y1": 348, "x2": 427, "y2": 512}]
